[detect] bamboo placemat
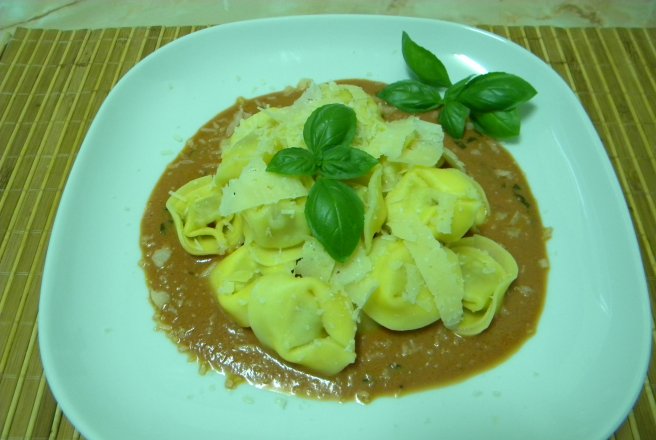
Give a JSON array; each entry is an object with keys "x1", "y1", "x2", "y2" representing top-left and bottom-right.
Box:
[{"x1": 0, "y1": 24, "x2": 654, "y2": 439}]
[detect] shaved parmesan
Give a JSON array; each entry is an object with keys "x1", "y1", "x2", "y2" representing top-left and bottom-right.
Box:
[
  {"x1": 294, "y1": 237, "x2": 335, "y2": 283},
  {"x1": 367, "y1": 117, "x2": 443, "y2": 166},
  {"x1": 404, "y1": 232, "x2": 464, "y2": 329},
  {"x1": 331, "y1": 245, "x2": 373, "y2": 288},
  {"x1": 219, "y1": 158, "x2": 308, "y2": 216}
]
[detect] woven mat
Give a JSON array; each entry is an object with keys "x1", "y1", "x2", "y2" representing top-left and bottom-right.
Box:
[{"x1": 0, "y1": 25, "x2": 654, "y2": 439}]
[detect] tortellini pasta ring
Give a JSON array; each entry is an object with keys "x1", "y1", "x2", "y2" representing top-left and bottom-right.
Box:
[
  {"x1": 248, "y1": 273, "x2": 357, "y2": 376},
  {"x1": 450, "y1": 235, "x2": 519, "y2": 336},
  {"x1": 360, "y1": 237, "x2": 441, "y2": 331},
  {"x1": 386, "y1": 167, "x2": 489, "y2": 243},
  {"x1": 210, "y1": 243, "x2": 302, "y2": 327},
  {"x1": 166, "y1": 175, "x2": 244, "y2": 256},
  {"x1": 241, "y1": 198, "x2": 309, "y2": 249}
]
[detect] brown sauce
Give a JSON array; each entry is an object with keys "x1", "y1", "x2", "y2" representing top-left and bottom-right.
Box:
[{"x1": 139, "y1": 80, "x2": 549, "y2": 402}]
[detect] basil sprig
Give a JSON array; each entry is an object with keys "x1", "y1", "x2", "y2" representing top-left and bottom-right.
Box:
[
  {"x1": 379, "y1": 32, "x2": 537, "y2": 139},
  {"x1": 267, "y1": 103, "x2": 378, "y2": 262}
]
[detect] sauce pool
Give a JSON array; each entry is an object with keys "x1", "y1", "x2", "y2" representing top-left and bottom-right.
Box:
[{"x1": 139, "y1": 80, "x2": 549, "y2": 402}]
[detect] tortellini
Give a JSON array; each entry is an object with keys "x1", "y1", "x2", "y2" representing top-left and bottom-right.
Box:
[
  {"x1": 167, "y1": 161, "x2": 310, "y2": 256},
  {"x1": 212, "y1": 242, "x2": 358, "y2": 375},
  {"x1": 210, "y1": 243, "x2": 302, "y2": 327},
  {"x1": 360, "y1": 165, "x2": 387, "y2": 251},
  {"x1": 242, "y1": 198, "x2": 309, "y2": 249},
  {"x1": 212, "y1": 255, "x2": 357, "y2": 375},
  {"x1": 358, "y1": 236, "x2": 441, "y2": 331},
  {"x1": 385, "y1": 167, "x2": 489, "y2": 243},
  {"x1": 450, "y1": 235, "x2": 519, "y2": 336},
  {"x1": 166, "y1": 175, "x2": 244, "y2": 255},
  {"x1": 168, "y1": 81, "x2": 521, "y2": 376},
  {"x1": 248, "y1": 273, "x2": 357, "y2": 375}
]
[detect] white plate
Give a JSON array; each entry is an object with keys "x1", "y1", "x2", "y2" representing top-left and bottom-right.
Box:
[{"x1": 39, "y1": 15, "x2": 651, "y2": 440}]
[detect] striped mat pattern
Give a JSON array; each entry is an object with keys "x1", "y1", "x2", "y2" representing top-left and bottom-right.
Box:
[{"x1": 0, "y1": 25, "x2": 654, "y2": 439}]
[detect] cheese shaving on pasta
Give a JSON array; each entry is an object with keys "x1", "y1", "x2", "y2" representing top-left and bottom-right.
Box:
[{"x1": 219, "y1": 158, "x2": 309, "y2": 216}]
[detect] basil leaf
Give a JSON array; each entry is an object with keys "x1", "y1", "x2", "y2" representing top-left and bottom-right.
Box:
[
  {"x1": 267, "y1": 147, "x2": 318, "y2": 176},
  {"x1": 305, "y1": 178, "x2": 363, "y2": 262},
  {"x1": 444, "y1": 74, "x2": 476, "y2": 102},
  {"x1": 402, "y1": 31, "x2": 451, "y2": 87},
  {"x1": 378, "y1": 80, "x2": 443, "y2": 113},
  {"x1": 303, "y1": 103, "x2": 357, "y2": 154},
  {"x1": 320, "y1": 146, "x2": 378, "y2": 180},
  {"x1": 439, "y1": 101, "x2": 470, "y2": 139},
  {"x1": 473, "y1": 108, "x2": 521, "y2": 138},
  {"x1": 458, "y1": 72, "x2": 537, "y2": 112}
]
